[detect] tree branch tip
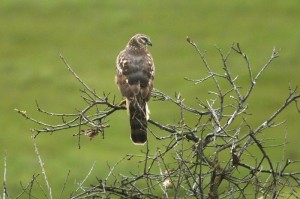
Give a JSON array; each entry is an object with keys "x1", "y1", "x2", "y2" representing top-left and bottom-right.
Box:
[
  {"x1": 15, "y1": 108, "x2": 28, "y2": 118},
  {"x1": 186, "y1": 36, "x2": 197, "y2": 47},
  {"x1": 271, "y1": 47, "x2": 280, "y2": 58},
  {"x1": 59, "y1": 53, "x2": 64, "y2": 59},
  {"x1": 186, "y1": 36, "x2": 192, "y2": 43}
]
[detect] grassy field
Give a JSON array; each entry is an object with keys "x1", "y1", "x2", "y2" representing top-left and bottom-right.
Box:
[{"x1": 1, "y1": 0, "x2": 300, "y2": 197}]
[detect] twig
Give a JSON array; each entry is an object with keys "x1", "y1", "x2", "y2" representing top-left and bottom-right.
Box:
[
  {"x1": 15, "y1": 174, "x2": 39, "y2": 199},
  {"x1": 33, "y1": 137, "x2": 53, "y2": 199},
  {"x1": 187, "y1": 37, "x2": 223, "y2": 97},
  {"x1": 3, "y1": 151, "x2": 8, "y2": 199},
  {"x1": 72, "y1": 161, "x2": 96, "y2": 196},
  {"x1": 152, "y1": 88, "x2": 209, "y2": 115},
  {"x1": 59, "y1": 54, "x2": 100, "y2": 101},
  {"x1": 59, "y1": 170, "x2": 71, "y2": 199}
]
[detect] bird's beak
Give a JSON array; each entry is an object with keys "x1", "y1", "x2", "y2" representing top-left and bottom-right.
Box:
[{"x1": 147, "y1": 40, "x2": 152, "y2": 46}]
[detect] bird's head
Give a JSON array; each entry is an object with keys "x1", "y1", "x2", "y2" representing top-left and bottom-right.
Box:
[{"x1": 128, "y1": 34, "x2": 152, "y2": 49}]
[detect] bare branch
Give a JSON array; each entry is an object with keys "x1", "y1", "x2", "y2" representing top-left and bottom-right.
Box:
[
  {"x1": 71, "y1": 161, "x2": 96, "y2": 197},
  {"x1": 14, "y1": 40, "x2": 300, "y2": 198},
  {"x1": 59, "y1": 170, "x2": 71, "y2": 199},
  {"x1": 33, "y1": 138, "x2": 53, "y2": 199},
  {"x1": 59, "y1": 54, "x2": 101, "y2": 101}
]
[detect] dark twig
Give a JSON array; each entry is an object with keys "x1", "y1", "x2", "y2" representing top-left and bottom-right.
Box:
[{"x1": 59, "y1": 170, "x2": 71, "y2": 199}]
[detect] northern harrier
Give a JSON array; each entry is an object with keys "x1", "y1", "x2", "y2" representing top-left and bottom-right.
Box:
[{"x1": 115, "y1": 34, "x2": 155, "y2": 144}]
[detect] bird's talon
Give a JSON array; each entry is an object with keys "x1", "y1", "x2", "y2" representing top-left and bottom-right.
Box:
[{"x1": 119, "y1": 99, "x2": 126, "y2": 106}]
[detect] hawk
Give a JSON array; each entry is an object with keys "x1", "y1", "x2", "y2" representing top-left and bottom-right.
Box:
[{"x1": 115, "y1": 34, "x2": 155, "y2": 144}]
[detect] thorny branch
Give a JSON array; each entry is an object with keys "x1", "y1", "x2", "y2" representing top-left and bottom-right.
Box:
[{"x1": 14, "y1": 40, "x2": 300, "y2": 198}]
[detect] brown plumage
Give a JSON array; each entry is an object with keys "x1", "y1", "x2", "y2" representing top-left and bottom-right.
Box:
[{"x1": 115, "y1": 34, "x2": 155, "y2": 144}]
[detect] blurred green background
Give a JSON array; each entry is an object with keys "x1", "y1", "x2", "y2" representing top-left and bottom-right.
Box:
[{"x1": 1, "y1": 0, "x2": 299, "y2": 197}]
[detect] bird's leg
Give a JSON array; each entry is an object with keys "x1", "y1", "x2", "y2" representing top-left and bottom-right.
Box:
[{"x1": 119, "y1": 98, "x2": 126, "y2": 106}]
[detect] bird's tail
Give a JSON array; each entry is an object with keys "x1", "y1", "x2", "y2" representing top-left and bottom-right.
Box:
[{"x1": 127, "y1": 96, "x2": 148, "y2": 144}]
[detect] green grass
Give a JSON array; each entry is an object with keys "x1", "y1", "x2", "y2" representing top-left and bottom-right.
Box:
[{"x1": 1, "y1": 0, "x2": 300, "y2": 197}]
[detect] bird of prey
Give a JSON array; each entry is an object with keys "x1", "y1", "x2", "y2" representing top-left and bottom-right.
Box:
[{"x1": 115, "y1": 34, "x2": 155, "y2": 144}]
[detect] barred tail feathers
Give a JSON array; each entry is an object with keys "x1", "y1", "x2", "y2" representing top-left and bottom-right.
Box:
[{"x1": 127, "y1": 97, "x2": 148, "y2": 144}]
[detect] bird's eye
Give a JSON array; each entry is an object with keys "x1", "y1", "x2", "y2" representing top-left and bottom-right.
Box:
[{"x1": 138, "y1": 37, "x2": 147, "y2": 45}]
